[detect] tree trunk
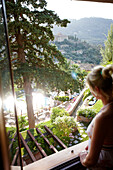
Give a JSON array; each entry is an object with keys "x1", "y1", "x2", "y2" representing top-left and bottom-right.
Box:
[
  {"x1": 16, "y1": 33, "x2": 35, "y2": 129},
  {"x1": 23, "y1": 76, "x2": 35, "y2": 129}
]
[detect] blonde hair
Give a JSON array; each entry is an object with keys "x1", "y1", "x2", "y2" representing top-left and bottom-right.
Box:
[{"x1": 86, "y1": 65, "x2": 113, "y2": 101}]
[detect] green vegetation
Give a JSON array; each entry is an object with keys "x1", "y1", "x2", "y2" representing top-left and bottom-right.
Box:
[
  {"x1": 7, "y1": 96, "x2": 103, "y2": 160},
  {"x1": 50, "y1": 107, "x2": 69, "y2": 123},
  {"x1": 18, "y1": 115, "x2": 28, "y2": 132},
  {"x1": 77, "y1": 108, "x2": 96, "y2": 118},
  {"x1": 54, "y1": 96, "x2": 69, "y2": 102},
  {"x1": 53, "y1": 115, "x2": 76, "y2": 137},
  {"x1": 83, "y1": 88, "x2": 91, "y2": 101},
  {"x1": 54, "y1": 35, "x2": 102, "y2": 64},
  {"x1": 5, "y1": 0, "x2": 70, "y2": 128},
  {"x1": 101, "y1": 24, "x2": 113, "y2": 65}
]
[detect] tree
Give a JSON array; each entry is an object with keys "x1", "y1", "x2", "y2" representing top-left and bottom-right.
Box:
[
  {"x1": 100, "y1": 24, "x2": 113, "y2": 65},
  {"x1": 0, "y1": 7, "x2": 11, "y2": 97},
  {"x1": 61, "y1": 60, "x2": 87, "y2": 92},
  {"x1": 6, "y1": 0, "x2": 70, "y2": 128}
]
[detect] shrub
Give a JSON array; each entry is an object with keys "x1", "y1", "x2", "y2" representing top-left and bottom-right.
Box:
[
  {"x1": 50, "y1": 107, "x2": 69, "y2": 123},
  {"x1": 18, "y1": 115, "x2": 28, "y2": 132},
  {"x1": 77, "y1": 108, "x2": 96, "y2": 118},
  {"x1": 54, "y1": 96, "x2": 69, "y2": 102},
  {"x1": 6, "y1": 127, "x2": 16, "y2": 138},
  {"x1": 53, "y1": 115, "x2": 77, "y2": 137}
]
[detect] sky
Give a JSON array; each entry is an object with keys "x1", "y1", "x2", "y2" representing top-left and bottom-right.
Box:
[{"x1": 46, "y1": 0, "x2": 113, "y2": 20}]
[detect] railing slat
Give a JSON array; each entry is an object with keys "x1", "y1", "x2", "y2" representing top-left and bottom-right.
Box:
[
  {"x1": 27, "y1": 130, "x2": 47, "y2": 157},
  {"x1": 19, "y1": 133, "x2": 36, "y2": 162},
  {"x1": 9, "y1": 132, "x2": 17, "y2": 150},
  {"x1": 11, "y1": 147, "x2": 19, "y2": 166},
  {"x1": 36, "y1": 128, "x2": 58, "y2": 153},
  {"x1": 44, "y1": 125, "x2": 67, "y2": 149}
]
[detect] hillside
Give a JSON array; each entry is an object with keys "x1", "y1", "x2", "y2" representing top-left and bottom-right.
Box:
[
  {"x1": 53, "y1": 17, "x2": 113, "y2": 45},
  {"x1": 53, "y1": 36, "x2": 102, "y2": 65}
]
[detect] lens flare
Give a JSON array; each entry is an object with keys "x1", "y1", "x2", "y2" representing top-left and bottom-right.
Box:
[{"x1": 71, "y1": 71, "x2": 77, "y2": 80}]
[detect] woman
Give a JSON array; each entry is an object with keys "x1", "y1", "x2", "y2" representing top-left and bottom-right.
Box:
[{"x1": 79, "y1": 65, "x2": 113, "y2": 169}]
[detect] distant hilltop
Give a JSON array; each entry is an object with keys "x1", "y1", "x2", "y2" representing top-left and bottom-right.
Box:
[
  {"x1": 54, "y1": 33, "x2": 68, "y2": 42},
  {"x1": 52, "y1": 17, "x2": 113, "y2": 45}
]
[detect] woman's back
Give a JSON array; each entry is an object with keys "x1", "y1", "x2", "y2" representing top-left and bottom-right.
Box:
[{"x1": 102, "y1": 103, "x2": 113, "y2": 145}]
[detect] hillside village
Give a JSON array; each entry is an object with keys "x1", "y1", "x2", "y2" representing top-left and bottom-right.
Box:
[{"x1": 53, "y1": 33, "x2": 101, "y2": 68}]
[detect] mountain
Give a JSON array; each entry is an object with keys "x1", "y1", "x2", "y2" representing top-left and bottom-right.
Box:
[{"x1": 52, "y1": 17, "x2": 113, "y2": 45}]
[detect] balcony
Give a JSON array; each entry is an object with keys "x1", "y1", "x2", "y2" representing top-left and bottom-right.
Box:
[{"x1": 11, "y1": 140, "x2": 88, "y2": 170}]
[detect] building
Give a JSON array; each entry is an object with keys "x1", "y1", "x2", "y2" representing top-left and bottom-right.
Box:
[{"x1": 54, "y1": 33, "x2": 68, "y2": 42}]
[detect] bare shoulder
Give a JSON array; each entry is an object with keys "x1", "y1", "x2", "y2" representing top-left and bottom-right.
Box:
[
  {"x1": 95, "y1": 109, "x2": 111, "y2": 124},
  {"x1": 95, "y1": 105, "x2": 113, "y2": 127},
  {"x1": 95, "y1": 113, "x2": 105, "y2": 126}
]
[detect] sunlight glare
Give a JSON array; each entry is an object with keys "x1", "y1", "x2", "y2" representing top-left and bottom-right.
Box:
[
  {"x1": 32, "y1": 92, "x2": 45, "y2": 109},
  {"x1": 4, "y1": 95, "x2": 14, "y2": 112}
]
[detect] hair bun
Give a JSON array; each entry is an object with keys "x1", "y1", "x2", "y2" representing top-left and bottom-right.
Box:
[{"x1": 102, "y1": 65, "x2": 113, "y2": 79}]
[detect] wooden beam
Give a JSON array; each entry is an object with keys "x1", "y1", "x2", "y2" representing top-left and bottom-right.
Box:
[
  {"x1": 36, "y1": 128, "x2": 58, "y2": 153},
  {"x1": 11, "y1": 148, "x2": 19, "y2": 166},
  {"x1": 19, "y1": 133, "x2": 36, "y2": 162},
  {"x1": 11, "y1": 148, "x2": 25, "y2": 167},
  {"x1": 9, "y1": 132, "x2": 17, "y2": 150},
  {"x1": 19, "y1": 141, "x2": 88, "y2": 170},
  {"x1": 27, "y1": 130, "x2": 47, "y2": 157},
  {"x1": 44, "y1": 125, "x2": 67, "y2": 149}
]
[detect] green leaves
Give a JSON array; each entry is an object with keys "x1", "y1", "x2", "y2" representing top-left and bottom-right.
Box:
[
  {"x1": 77, "y1": 108, "x2": 96, "y2": 119},
  {"x1": 100, "y1": 24, "x2": 113, "y2": 65},
  {"x1": 53, "y1": 116, "x2": 76, "y2": 137},
  {"x1": 54, "y1": 96, "x2": 69, "y2": 102},
  {"x1": 50, "y1": 107, "x2": 69, "y2": 123}
]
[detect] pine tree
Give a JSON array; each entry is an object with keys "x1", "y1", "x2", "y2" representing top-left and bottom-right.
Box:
[
  {"x1": 5, "y1": 0, "x2": 70, "y2": 128},
  {"x1": 101, "y1": 24, "x2": 113, "y2": 65},
  {"x1": 0, "y1": 6, "x2": 11, "y2": 95}
]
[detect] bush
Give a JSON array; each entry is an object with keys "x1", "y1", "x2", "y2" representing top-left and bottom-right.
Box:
[
  {"x1": 54, "y1": 96, "x2": 69, "y2": 102},
  {"x1": 53, "y1": 115, "x2": 77, "y2": 137},
  {"x1": 18, "y1": 115, "x2": 28, "y2": 132},
  {"x1": 50, "y1": 107, "x2": 69, "y2": 123},
  {"x1": 77, "y1": 108, "x2": 96, "y2": 118}
]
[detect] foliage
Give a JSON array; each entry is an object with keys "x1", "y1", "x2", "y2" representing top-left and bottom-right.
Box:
[
  {"x1": 83, "y1": 88, "x2": 91, "y2": 101},
  {"x1": 77, "y1": 108, "x2": 96, "y2": 118},
  {"x1": 53, "y1": 115, "x2": 76, "y2": 137},
  {"x1": 54, "y1": 35, "x2": 102, "y2": 64},
  {"x1": 36, "y1": 120, "x2": 52, "y2": 133},
  {"x1": 100, "y1": 24, "x2": 113, "y2": 65},
  {"x1": 70, "y1": 64, "x2": 87, "y2": 91},
  {"x1": 5, "y1": 0, "x2": 70, "y2": 128},
  {"x1": 18, "y1": 115, "x2": 28, "y2": 132},
  {"x1": 6, "y1": 126, "x2": 16, "y2": 139},
  {"x1": 60, "y1": 61, "x2": 87, "y2": 92},
  {"x1": 10, "y1": 136, "x2": 19, "y2": 162},
  {"x1": 54, "y1": 96, "x2": 69, "y2": 102},
  {"x1": 0, "y1": 9, "x2": 12, "y2": 95},
  {"x1": 6, "y1": 0, "x2": 70, "y2": 90},
  {"x1": 50, "y1": 107, "x2": 69, "y2": 123}
]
